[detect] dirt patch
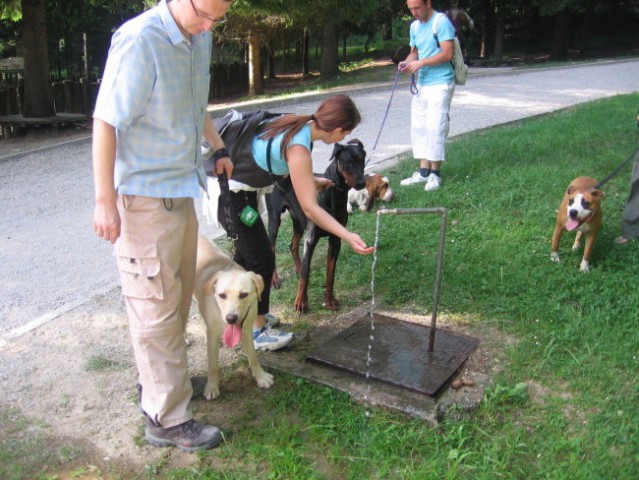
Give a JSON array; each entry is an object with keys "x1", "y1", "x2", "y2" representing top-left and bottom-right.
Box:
[
  {"x1": 0, "y1": 287, "x2": 263, "y2": 475},
  {"x1": 0, "y1": 285, "x2": 511, "y2": 477}
]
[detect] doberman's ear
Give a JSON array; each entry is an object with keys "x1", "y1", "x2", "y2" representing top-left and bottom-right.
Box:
[{"x1": 331, "y1": 143, "x2": 344, "y2": 159}]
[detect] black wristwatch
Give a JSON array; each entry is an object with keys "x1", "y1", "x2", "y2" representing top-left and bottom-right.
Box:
[{"x1": 212, "y1": 148, "x2": 230, "y2": 162}]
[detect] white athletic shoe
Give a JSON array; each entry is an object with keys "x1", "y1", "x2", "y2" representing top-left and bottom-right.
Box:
[
  {"x1": 400, "y1": 171, "x2": 429, "y2": 186},
  {"x1": 253, "y1": 327, "x2": 293, "y2": 351},
  {"x1": 424, "y1": 174, "x2": 442, "y2": 191}
]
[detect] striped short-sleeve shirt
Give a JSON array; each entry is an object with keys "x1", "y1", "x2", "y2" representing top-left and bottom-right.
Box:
[{"x1": 93, "y1": 0, "x2": 211, "y2": 198}]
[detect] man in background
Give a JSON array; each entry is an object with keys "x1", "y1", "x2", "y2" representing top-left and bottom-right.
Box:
[
  {"x1": 399, "y1": 0, "x2": 456, "y2": 192},
  {"x1": 445, "y1": 0, "x2": 475, "y2": 61}
]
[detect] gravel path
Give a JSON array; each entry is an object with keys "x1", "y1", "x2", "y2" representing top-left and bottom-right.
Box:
[{"x1": 1, "y1": 59, "x2": 637, "y2": 340}]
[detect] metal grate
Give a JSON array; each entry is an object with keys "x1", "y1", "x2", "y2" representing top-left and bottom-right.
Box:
[{"x1": 306, "y1": 313, "x2": 480, "y2": 397}]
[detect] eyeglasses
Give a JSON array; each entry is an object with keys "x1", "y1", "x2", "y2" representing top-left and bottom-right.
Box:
[{"x1": 188, "y1": 0, "x2": 227, "y2": 24}]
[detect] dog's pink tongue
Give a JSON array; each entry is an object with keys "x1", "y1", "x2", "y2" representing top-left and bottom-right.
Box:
[
  {"x1": 223, "y1": 324, "x2": 242, "y2": 348},
  {"x1": 566, "y1": 218, "x2": 580, "y2": 231}
]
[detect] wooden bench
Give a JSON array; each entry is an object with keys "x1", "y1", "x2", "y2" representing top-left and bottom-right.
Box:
[{"x1": 0, "y1": 113, "x2": 87, "y2": 139}]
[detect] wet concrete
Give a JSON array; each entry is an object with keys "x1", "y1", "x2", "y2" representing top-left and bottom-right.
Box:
[{"x1": 260, "y1": 308, "x2": 496, "y2": 423}]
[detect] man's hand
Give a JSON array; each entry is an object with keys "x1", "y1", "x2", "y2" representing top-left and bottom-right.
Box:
[
  {"x1": 399, "y1": 60, "x2": 421, "y2": 74},
  {"x1": 215, "y1": 156, "x2": 233, "y2": 178},
  {"x1": 93, "y1": 200, "x2": 121, "y2": 244}
]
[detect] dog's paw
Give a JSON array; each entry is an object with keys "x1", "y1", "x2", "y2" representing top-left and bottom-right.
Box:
[
  {"x1": 255, "y1": 370, "x2": 274, "y2": 389},
  {"x1": 271, "y1": 271, "x2": 282, "y2": 289},
  {"x1": 322, "y1": 297, "x2": 341, "y2": 311},
  {"x1": 579, "y1": 260, "x2": 590, "y2": 273},
  {"x1": 294, "y1": 296, "x2": 310, "y2": 313},
  {"x1": 203, "y1": 381, "x2": 220, "y2": 400},
  {"x1": 572, "y1": 241, "x2": 581, "y2": 251},
  {"x1": 550, "y1": 252, "x2": 560, "y2": 263}
]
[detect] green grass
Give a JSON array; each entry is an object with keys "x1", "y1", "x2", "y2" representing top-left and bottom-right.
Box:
[
  {"x1": 84, "y1": 354, "x2": 128, "y2": 372},
  {"x1": 2, "y1": 95, "x2": 638, "y2": 479},
  {"x1": 263, "y1": 93, "x2": 639, "y2": 479}
]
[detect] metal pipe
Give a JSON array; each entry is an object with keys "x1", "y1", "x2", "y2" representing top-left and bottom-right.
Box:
[{"x1": 376, "y1": 207, "x2": 447, "y2": 351}]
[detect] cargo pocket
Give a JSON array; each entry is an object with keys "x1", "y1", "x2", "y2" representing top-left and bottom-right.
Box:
[{"x1": 114, "y1": 240, "x2": 164, "y2": 300}]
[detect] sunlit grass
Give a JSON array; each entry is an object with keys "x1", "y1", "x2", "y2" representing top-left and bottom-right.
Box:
[{"x1": 3, "y1": 89, "x2": 638, "y2": 480}]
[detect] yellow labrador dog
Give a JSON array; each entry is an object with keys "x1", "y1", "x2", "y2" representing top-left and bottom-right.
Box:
[{"x1": 194, "y1": 235, "x2": 274, "y2": 400}]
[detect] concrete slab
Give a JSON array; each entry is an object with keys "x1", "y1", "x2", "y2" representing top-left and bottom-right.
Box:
[{"x1": 259, "y1": 307, "x2": 499, "y2": 423}]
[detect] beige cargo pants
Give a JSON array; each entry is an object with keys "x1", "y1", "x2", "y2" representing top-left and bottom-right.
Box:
[{"x1": 114, "y1": 194, "x2": 198, "y2": 429}]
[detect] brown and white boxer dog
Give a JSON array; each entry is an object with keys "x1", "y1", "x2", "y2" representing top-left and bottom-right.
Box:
[{"x1": 550, "y1": 176, "x2": 605, "y2": 272}]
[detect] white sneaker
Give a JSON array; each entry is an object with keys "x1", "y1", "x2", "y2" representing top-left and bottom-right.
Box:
[
  {"x1": 253, "y1": 327, "x2": 293, "y2": 351},
  {"x1": 424, "y1": 174, "x2": 442, "y2": 191},
  {"x1": 400, "y1": 171, "x2": 429, "y2": 186}
]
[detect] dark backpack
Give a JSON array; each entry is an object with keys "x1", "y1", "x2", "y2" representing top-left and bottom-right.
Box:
[{"x1": 203, "y1": 109, "x2": 284, "y2": 188}]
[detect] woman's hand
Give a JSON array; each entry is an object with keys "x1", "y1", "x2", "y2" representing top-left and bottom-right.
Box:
[
  {"x1": 346, "y1": 232, "x2": 375, "y2": 255},
  {"x1": 314, "y1": 176, "x2": 334, "y2": 191}
]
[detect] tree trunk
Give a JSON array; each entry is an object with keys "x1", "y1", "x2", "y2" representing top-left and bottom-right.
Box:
[
  {"x1": 579, "y1": 0, "x2": 594, "y2": 52},
  {"x1": 478, "y1": 0, "x2": 489, "y2": 58},
  {"x1": 551, "y1": 9, "x2": 568, "y2": 59},
  {"x1": 493, "y1": 0, "x2": 504, "y2": 59},
  {"x1": 320, "y1": 21, "x2": 339, "y2": 79},
  {"x1": 302, "y1": 28, "x2": 309, "y2": 76},
  {"x1": 21, "y1": 0, "x2": 56, "y2": 118},
  {"x1": 342, "y1": 30, "x2": 348, "y2": 63},
  {"x1": 266, "y1": 41, "x2": 275, "y2": 79},
  {"x1": 248, "y1": 30, "x2": 263, "y2": 96},
  {"x1": 382, "y1": 20, "x2": 393, "y2": 41}
]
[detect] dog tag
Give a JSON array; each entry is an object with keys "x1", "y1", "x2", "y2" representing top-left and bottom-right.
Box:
[{"x1": 240, "y1": 205, "x2": 259, "y2": 227}]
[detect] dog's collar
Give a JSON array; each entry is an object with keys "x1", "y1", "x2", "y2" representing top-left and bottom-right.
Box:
[
  {"x1": 325, "y1": 170, "x2": 348, "y2": 191},
  {"x1": 577, "y1": 211, "x2": 595, "y2": 226}
]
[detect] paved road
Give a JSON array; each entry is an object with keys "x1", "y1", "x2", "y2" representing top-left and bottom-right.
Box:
[{"x1": 1, "y1": 59, "x2": 638, "y2": 342}]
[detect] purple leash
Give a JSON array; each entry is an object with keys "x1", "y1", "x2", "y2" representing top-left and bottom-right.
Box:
[{"x1": 371, "y1": 68, "x2": 402, "y2": 153}]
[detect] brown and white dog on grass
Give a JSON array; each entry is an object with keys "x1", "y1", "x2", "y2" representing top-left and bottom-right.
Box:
[
  {"x1": 551, "y1": 176, "x2": 605, "y2": 273},
  {"x1": 193, "y1": 235, "x2": 274, "y2": 400},
  {"x1": 347, "y1": 173, "x2": 395, "y2": 214}
]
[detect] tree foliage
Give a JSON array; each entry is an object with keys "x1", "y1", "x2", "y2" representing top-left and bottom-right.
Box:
[{"x1": 1, "y1": 0, "x2": 637, "y2": 112}]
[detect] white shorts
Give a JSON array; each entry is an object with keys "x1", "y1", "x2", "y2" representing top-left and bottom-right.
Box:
[{"x1": 411, "y1": 82, "x2": 455, "y2": 161}]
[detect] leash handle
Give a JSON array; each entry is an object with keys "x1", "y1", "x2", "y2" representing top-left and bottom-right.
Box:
[
  {"x1": 217, "y1": 172, "x2": 238, "y2": 241},
  {"x1": 410, "y1": 74, "x2": 419, "y2": 95}
]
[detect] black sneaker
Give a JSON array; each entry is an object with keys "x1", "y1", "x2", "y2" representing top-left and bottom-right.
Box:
[{"x1": 146, "y1": 418, "x2": 223, "y2": 452}]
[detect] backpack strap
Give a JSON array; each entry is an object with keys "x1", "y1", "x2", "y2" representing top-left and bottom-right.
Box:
[
  {"x1": 264, "y1": 130, "x2": 313, "y2": 194},
  {"x1": 432, "y1": 13, "x2": 455, "y2": 72},
  {"x1": 265, "y1": 136, "x2": 284, "y2": 191}
]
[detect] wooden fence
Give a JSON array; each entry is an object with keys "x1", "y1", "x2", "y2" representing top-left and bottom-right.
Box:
[{"x1": 0, "y1": 62, "x2": 249, "y2": 118}]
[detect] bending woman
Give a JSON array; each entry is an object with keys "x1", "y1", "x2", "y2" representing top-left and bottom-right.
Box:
[{"x1": 211, "y1": 94, "x2": 375, "y2": 350}]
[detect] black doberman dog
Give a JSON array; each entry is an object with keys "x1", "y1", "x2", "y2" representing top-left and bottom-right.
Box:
[{"x1": 265, "y1": 139, "x2": 367, "y2": 313}]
